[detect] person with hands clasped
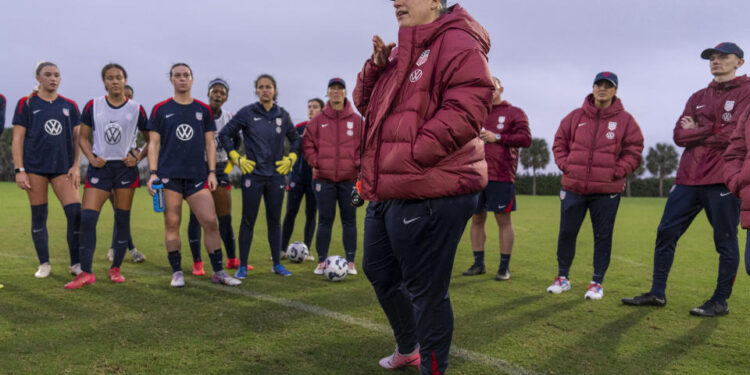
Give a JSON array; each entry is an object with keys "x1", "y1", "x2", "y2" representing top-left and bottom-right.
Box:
[
  {"x1": 146, "y1": 63, "x2": 241, "y2": 288},
  {"x1": 218, "y1": 74, "x2": 301, "y2": 279},
  {"x1": 12, "y1": 61, "x2": 83, "y2": 279}
]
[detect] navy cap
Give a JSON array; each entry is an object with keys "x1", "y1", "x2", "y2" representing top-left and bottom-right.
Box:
[
  {"x1": 593, "y1": 71, "x2": 618, "y2": 88},
  {"x1": 701, "y1": 42, "x2": 744, "y2": 59},
  {"x1": 328, "y1": 77, "x2": 346, "y2": 89}
]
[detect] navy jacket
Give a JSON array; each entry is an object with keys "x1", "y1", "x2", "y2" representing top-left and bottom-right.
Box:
[
  {"x1": 219, "y1": 102, "x2": 300, "y2": 177},
  {"x1": 290, "y1": 121, "x2": 313, "y2": 184},
  {"x1": 0, "y1": 94, "x2": 5, "y2": 136}
]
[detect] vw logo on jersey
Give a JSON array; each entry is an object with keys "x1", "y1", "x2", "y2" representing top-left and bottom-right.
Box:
[
  {"x1": 176, "y1": 124, "x2": 194, "y2": 141},
  {"x1": 195, "y1": 112, "x2": 203, "y2": 121},
  {"x1": 410, "y1": 69, "x2": 423, "y2": 83},
  {"x1": 44, "y1": 119, "x2": 63, "y2": 136},
  {"x1": 416, "y1": 49, "x2": 430, "y2": 66},
  {"x1": 104, "y1": 123, "x2": 123, "y2": 145},
  {"x1": 725, "y1": 100, "x2": 735, "y2": 112},
  {"x1": 276, "y1": 118, "x2": 283, "y2": 126}
]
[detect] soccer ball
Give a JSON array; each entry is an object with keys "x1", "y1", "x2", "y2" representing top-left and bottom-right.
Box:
[
  {"x1": 323, "y1": 255, "x2": 348, "y2": 282},
  {"x1": 286, "y1": 241, "x2": 309, "y2": 263}
]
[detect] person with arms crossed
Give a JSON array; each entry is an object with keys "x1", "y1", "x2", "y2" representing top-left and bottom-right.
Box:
[
  {"x1": 548, "y1": 72, "x2": 643, "y2": 300},
  {"x1": 623, "y1": 42, "x2": 750, "y2": 316},
  {"x1": 146, "y1": 63, "x2": 241, "y2": 288},
  {"x1": 302, "y1": 78, "x2": 362, "y2": 275},
  {"x1": 462, "y1": 76, "x2": 531, "y2": 280},
  {"x1": 12, "y1": 61, "x2": 83, "y2": 279},
  {"x1": 354, "y1": 1, "x2": 493, "y2": 373}
]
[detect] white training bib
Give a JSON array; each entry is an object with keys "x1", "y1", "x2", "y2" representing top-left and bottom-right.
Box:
[
  {"x1": 92, "y1": 96, "x2": 142, "y2": 160},
  {"x1": 213, "y1": 110, "x2": 233, "y2": 162}
]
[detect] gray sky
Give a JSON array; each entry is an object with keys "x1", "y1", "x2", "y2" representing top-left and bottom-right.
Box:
[{"x1": 2, "y1": 0, "x2": 748, "y2": 174}]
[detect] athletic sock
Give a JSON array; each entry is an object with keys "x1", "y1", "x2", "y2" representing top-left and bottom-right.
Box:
[
  {"x1": 63, "y1": 203, "x2": 81, "y2": 266},
  {"x1": 30, "y1": 204, "x2": 50, "y2": 264},
  {"x1": 208, "y1": 250, "x2": 223, "y2": 272},
  {"x1": 167, "y1": 251, "x2": 182, "y2": 273},
  {"x1": 473, "y1": 250, "x2": 484, "y2": 267},
  {"x1": 79, "y1": 209, "x2": 100, "y2": 273},
  {"x1": 112, "y1": 209, "x2": 131, "y2": 268},
  {"x1": 128, "y1": 237, "x2": 135, "y2": 251},
  {"x1": 499, "y1": 253, "x2": 511, "y2": 271},
  {"x1": 187, "y1": 213, "x2": 202, "y2": 262},
  {"x1": 218, "y1": 215, "x2": 236, "y2": 259}
]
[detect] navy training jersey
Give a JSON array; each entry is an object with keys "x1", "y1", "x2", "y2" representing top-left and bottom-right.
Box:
[
  {"x1": 81, "y1": 96, "x2": 148, "y2": 160},
  {"x1": 13, "y1": 94, "x2": 80, "y2": 174},
  {"x1": 147, "y1": 98, "x2": 215, "y2": 179},
  {"x1": 0, "y1": 94, "x2": 6, "y2": 136},
  {"x1": 218, "y1": 102, "x2": 300, "y2": 177}
]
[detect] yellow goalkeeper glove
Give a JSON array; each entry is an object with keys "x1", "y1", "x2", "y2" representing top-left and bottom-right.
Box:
[{"x1": 274, "y1": 152, "x2": 297, "y2": 175}]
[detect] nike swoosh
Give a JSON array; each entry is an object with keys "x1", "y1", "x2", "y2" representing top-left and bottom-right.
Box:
[
  {"x1": 498, "y1": 205, "x2": 507, "y2": 209},
  {"x1": 121, "y1": 180, "x2": 132, "y2": 185},
  {"x1": 118, "y1": 241, "x2": 128, "y2": 244},
  {"x1": 32, "y1": 229, "x2": 44, "y2": 233},
  {"x1": 405, "y1": 358, "x2": 419, "y2": 365},
  {"x1": 253, "y1": 117, "x2": 262, "y2": 121},
  {"x1": 578, "y1": 123, "x2": 586, "y2": 127},
  {"x1": 195, "y1": 182, "x2": 203, "y2": 187},
  {"x1": 720, "y1": 192, "x2": 732, "y2": 197},
  {"x1": 33, "y1": 110, "x2": 42, "y2": 114},
  {"x1": 403, "y1": 217, "x2": 421, "y2": 225},
  {"x1": 696, "y1": 105, "x2": 706, "y2": 109},
  {"x1": 279, "y1": 185, "x2": 285, "y2": 189},
  {"x1": 166, "y1": 113, "x2": 175, "y2": 118},
  {"x1": 321, "y1": 124, "x2": 329, "y2": 128},
  {"x1": 610, "y1": 194, "x2": 618, "y2": 199}
]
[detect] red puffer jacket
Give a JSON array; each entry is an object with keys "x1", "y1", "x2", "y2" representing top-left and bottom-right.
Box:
[
  {"x1": 723, "y1": 106, "x2": 750, "y2": 228},
  {"x1": 302, "y1": 100, "x2": 362, "y2": 183},
  {"x1": 553, "y1": 95, "x2": 644, "y2": 195},
  {"x1": 352, "y1": 5, "x2": 493, "y2": 201},
  {"x1": 675, "y1": 75, "x2": 750, "y2": 186},
  {"x1": 483, "y1": 101, "x2": 531, "y2": 182}
]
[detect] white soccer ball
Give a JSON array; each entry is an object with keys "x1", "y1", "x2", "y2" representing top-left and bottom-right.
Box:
[
  {"x1": 286, "y1": 241, "x2": 309, "y2": 263},
  {"x1": 323, "y1": 255, "x2": 348, "y2": 282}
]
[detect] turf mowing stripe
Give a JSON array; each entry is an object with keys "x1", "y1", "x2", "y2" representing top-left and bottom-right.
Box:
[{"x1": 2, "y1": 252, "x2": 540, "y2": 375}]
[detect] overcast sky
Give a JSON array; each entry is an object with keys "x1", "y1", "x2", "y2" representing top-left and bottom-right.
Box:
[{"x1": 2, "y1": 0, "x2": 748, "y2": 174}]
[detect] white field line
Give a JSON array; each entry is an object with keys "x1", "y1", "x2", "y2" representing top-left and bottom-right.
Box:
[
  {"x1": 2, "y1": 252, "x2": 541, "y2": 375},
  {"x1": 612, "y1": 254, "x2": 647, "y2": 267}
]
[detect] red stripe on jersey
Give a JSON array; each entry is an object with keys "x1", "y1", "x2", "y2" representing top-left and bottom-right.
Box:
[
  {"x1": 0, "y1": 93, "x2": 5, "y2": 101},
  {"x1": 194, "y1": 99, "x2": 213, "y2": 119},
  {"x1": 83, "y1": 99, "x2": 94, "y2": 115},
  {"x1": 17, "y1": 97, "x2": 29, "y2": 114},
  {"x1": 295, "y1": 121, "x2": 308, "y2": 129},
  {"x1": 58, "y1": 95, "x2": 79, "y2": 111},
  {"x1": 151, "y1": 98, "x2": 173, "y2": 116},
  {"x1": 139, "y1": 105, "x2": 147, "y2": 119}
]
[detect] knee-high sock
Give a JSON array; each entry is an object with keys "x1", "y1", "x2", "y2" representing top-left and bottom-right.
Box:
[
  {"x1": 167, "y1": 251, "x2": 182, "y2": 273},
  {"x1": 63, "y1": 203, "x2": 81, "y2": 266},
  {"x1": 187, "y1": 212, "x2": 202, "y2": 262},
  {"x1": 30, "y1": 204, "x2": 50, "y2": 264},
  {"x1": 79, "y1": 209, "x2": 100, "y2": 273},
  {"x1": 208, "y1": 250, "x2": 223, "y2": 272},
  {"x1": 112, "y1": 209, "x2": 131, "y2": 268},
  {"x1": 218, "y1": 214, "x2": 236, "y2": 259}
]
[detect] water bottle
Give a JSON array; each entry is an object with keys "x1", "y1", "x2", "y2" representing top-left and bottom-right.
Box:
[{"x1": 152, "y1": 179, "x2": 165, "y2": 213}]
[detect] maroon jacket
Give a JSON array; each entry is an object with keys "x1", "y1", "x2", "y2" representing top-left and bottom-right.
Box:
[
  {"x1": 722, "y1": 95, "x2": 750, "y2": 228},
  {"x1": 483, "y1": 101, "x2": 531, "y2": 182},
  {"x1": 675, "y1": 75, "x2": 750, "y2": 185},
  {"x1": 302, "y1": 100, "x2": 362, "y2": 183},
  {"x1": 353, "y1": 5, "x2": 493, "y2": 201},
  {"x1": 553, "y1": 95, "x2": 644, "y2": 195}
]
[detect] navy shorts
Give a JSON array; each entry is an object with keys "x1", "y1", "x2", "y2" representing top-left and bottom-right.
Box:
[
  {"x1": 216, "y1": 161, "x2": 231, "y2": 190},
  {"x1": 85, "y1": 161, "x2": 139, "y2": 191},
  {"x1": 475, "y1": 181, "x2": 516, "y2": 213},
  {"x1": 28, "y1": 171, "x2": 67, "y2": 180},
  {"x1": 162, "y1": 177, "x2": 207, "y2": 198}
]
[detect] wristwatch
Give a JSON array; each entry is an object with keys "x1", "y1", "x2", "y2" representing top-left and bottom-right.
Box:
[
  {"x1": 495, "y1": 134, "x2": 501, "y2": 141},
  {"x1": 14, "y1": 167, "x2": 25, "y2": 173}
]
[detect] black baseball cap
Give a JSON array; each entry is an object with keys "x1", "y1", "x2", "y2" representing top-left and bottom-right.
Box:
[
  {"x1": 328, "y1": 77, "x2": 346, "y2": 89},
  {"x1": 593, "y1": 71, "x2": 618, "y2": 88},
  {"x1": 701, "y1": 42, "x2": 744, "y2": 59}
]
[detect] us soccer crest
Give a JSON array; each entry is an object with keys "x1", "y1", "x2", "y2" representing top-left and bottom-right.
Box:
[
  {"x1": 62, "y1": 108, "x2": 69, "y2": 117},
  {"x1": 347, "y1": 121, "x2": 354, "y2": 129},
  {"x1": 608, "y1": 122, "x2": 617, "y2": 131},
  {"x1": 90, "y1": 177, "x2": 99, "y2": 184},
  {"x1": 195, "y1": 111, "x2": 203, "y2": 121},
  {"x1": 276, "y1": 118, "x2": 282, "y2": 126},
  {"x1": 725, "y1": 100, "x2": 735, "y2": 112},
  {"x1": 560, "y1": 190, "x2": 566, "y2": 200},
  {"x1": 499, "y1": 116, "x2": 506, "y2": 123},
  {"x1": 244, "y1": 178, "x2": 251, "y2": 188},
  {"x1": 416, "y1": 49, "x2": 430, "y2": 66},
  {"x1": 316, "y1": 183, "x2": 321, "y2": 192}
]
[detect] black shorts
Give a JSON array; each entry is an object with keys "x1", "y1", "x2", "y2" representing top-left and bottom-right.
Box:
[
  {"x1": 162, "y1": 177, "x2": 207, "y2": 198},
  {"x1": 85, "y1": 161, "x2": 139, "y2": 191},
  {"x1": 216, "y1": 161, "x2": 231, "y2": 190},
  {"x1": 475, "y1": 181, "x2": 516, "y2": 214}
]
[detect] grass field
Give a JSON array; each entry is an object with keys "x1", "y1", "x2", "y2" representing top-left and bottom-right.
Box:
[{"x1": 1, "y1": 181, "x2": 749, "y2": 374}]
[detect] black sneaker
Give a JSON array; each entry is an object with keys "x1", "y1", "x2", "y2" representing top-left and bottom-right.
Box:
[
  {"x1": 462, "y1": 264, "x2": 486, "y2": 276},
  {"x1": 690, "y1": 300, "x2": 729, "y2": 317},
  {"x1": 494, "y1": 268, "x2": 511, "y2": 281},
  {"x1": 621, "y1": 292, "x2": 667, "y2": 307}
]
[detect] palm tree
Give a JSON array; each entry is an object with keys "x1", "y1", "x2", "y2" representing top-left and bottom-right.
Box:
[
  {"x1": 625, "y1": 163, "x2": 645, "y2": 197},
  {"x1": 520, "y1": 138, "x2": 550, "y2": 195},
  {"x1": 646, "y1": 143, "x2": 679, "y2": 197}
]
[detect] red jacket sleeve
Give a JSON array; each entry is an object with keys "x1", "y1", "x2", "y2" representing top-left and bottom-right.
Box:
[
  {"x1": 553, "y1": 111, "x2": 575, "y2": 172},
  {"x1": 412, "y1": 48, "x2": 493, "y2": 168},
  {"x1": 302, "y1": 118, "x2": 319, "y2": 169},
  {"x1": 724, "y1": 109, "x2": 750, "y2": 195},
  {"x1": 614, "y1": 115, "x2": 644, "y2": 179},
  {"x1": 673, "y1": 93, "x2": 712, "y2": 147},
  {"x1": 499, "y1": 109, "x2": 531, "y2": 148},
  {"x1": 353, "y1": 59, "x2": 386, "y2": 117}
]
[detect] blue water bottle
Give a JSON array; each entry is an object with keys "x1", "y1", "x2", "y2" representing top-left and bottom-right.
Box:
[{"x1": 152, "y1": 179, "x2": 165, "y2": 213}]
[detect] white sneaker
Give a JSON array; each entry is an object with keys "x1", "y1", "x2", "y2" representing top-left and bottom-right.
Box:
[
  {"x1": 314, "y1": 262, "x2": 324, "y2": 275},
  {"x1": 546, "y1": 276, "x2": 571, "y2": 294},
  {"x1": 211, "y1": 271, "x2": 242, "y2": 286},
  {"x1": 106, "y1": 248, "x2": 114, "y2": 262},
  {"x1": 69, "y1": 263, "x2": 82, "y2": 276},
  {"x1": 170, "y1": 271, "x2": 185, "y2": 288},
  {"x1": 304, "y1": 254, "x2": 315, "y2": 261},
  {"x1": 584, "y1": 282, "x2": 603, "y2": 300},
  {"x1": 379, "y1": 345, "x2": 421, "y2": 369},
  {"x1": 347, "y1": 262, "x2": 358, "y2": 275},
  {"x1": 35, "y1": 263, "x2": 51, "y2": 278},
  {"x1": 130, "y1": 248, "x2": 146, "y2": 263}
]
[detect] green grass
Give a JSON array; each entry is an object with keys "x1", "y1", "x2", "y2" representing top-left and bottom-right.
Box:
[{"x1": 0, "y1": 181, "x2": 748, "y2": 374}]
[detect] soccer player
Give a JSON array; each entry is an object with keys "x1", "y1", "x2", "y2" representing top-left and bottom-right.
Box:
[
  {"x1": 218, "y1": 74, "x2": 301, "y2": 278},
  {"x1": 186, "y1": 78, "x2": 241, "y2": 275},
  {"x1": 462, "y1": 77, "x2": 531, "y2": 280},
  {"x1": 353, "y1": 1, "x2": 493, "y2": 373},
  {"x1": 624, "y1": 42, "x2": 750, "y2": 316},
  {"x1": 548, "y1": 72, "x2": 643, "y2": 300},
  {"x1": 281, "y1": 98, "x2": 323, "y2": 259},
  {"x1": 0, "y1": 92, "x2": 6, "y2": 136},
  {"x1": 12, "y1": 61, "x2": 83, "y2": 278},
  {"x1": 65, "y1": 63, "x2": 149, "y2": 289},
  {"x1": 106, "y1": 83, "x2": 146, "y2": 264},
  {"x1": 146, "y1": 63, "x2": 240, "y2": 288},
  {"x1": 302, "y1": 78, "x2": 362, "y2": 275}
]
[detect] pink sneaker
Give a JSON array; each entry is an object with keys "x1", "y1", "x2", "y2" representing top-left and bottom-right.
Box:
[{"x1": 378, "y1": 346, "x2": 420, "y2": 369}]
